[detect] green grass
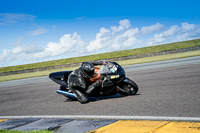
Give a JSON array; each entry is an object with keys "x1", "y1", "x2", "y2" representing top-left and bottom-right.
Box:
[
  {"x1": 118, "y1": 50, "x2": 200, "y2": 66},
  {"x1": 0, "y1": 50, "x2": 200, "y2": 82},
  {"x1": 0, "y1": 39, "x2": 200, "y2": 73},
  {"x1": 0, "y1": 130, "x2": 55, "y2": 133}
]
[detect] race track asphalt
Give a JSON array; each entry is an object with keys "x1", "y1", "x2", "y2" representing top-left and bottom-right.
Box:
[{"x1": 0, "y1": 56, "x2": 200, "y2": 117}]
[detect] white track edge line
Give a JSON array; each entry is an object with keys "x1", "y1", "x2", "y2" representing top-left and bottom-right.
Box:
[{"x1": 0, "y1": 115, "x2": 200, "y2": 122}]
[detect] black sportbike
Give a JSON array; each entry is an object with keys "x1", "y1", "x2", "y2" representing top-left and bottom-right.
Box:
[{"x1": 49, "y1": 61, "x2": 138, "y2": 101}]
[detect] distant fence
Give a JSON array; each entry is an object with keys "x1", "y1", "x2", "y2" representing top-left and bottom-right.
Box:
[{"x1": 1, "y1": 46, "x2": 200, "y2": 76}]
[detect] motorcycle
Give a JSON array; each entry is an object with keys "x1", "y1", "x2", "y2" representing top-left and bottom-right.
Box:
[{"x1": 49, "y1": 61, "x2": 138, "y2": 102}]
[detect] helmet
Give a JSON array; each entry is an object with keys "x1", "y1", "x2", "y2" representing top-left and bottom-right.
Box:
[{"x1": 81, "y1": 62, "x2": 94, "y2": 78}]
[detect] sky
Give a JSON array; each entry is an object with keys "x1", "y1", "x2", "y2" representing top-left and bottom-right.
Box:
[{"x1": 0, "y1": 0, "x2": 200, "y2": 67}]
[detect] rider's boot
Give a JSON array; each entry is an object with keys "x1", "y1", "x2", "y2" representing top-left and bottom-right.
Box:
[{"x1": 71, "y1": 88, "x2": 88, "y2": 104}]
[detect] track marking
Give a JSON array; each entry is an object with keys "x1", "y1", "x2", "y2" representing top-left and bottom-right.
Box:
[
  {"x1": 88, "y1": 120, "x2": 200, "y2": 133},
  {"x1": 0, "y1": 116, "x2": 200, "y2": 122},
  {"x1": 145, "y1": 121, "x2": 171, "y2": 133}
]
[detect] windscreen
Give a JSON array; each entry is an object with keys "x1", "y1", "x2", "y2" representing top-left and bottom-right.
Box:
[{"x1": 99, "y1": 62, "x2": 118, "y2": 74}]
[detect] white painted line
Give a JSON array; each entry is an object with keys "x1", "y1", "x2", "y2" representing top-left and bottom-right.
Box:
[{"x1": 0, "y1": 115, "x2": 200, "y2": 122}]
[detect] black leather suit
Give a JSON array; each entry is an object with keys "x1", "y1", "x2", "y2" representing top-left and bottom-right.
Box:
[{"x1": 67, "y1": 61, "x2": 104, "y2": 103}]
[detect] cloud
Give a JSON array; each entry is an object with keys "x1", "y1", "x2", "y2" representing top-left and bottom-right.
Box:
[
  {"x1": 147, "y1": 22, "x2": 200, "y2": 46},
  {"x1": 181, "y1": 22, "x2": 195, "y2": 30},
  {"x1": 177, "y1": 22, "x2": 200, "y2": 41},
  {"x1": 29, "y1": 28, "x2": 48, "y2": 35},
  {"x1": 35, "y1": 32, "x2": 86, "y2": 59},
  {"x1": 0, "y1": 37, "x2": 41, "y2": 62},
  {"x1": 0, "y1": 13, "x2": 35, "y2": 26},
  {"x1": 1, "y1": 19, "x2": 200, "y2": 66},
  {"x1": 111, "y1": 19, "x2": 131, "y2": 33},
  {"x1": 76, "y1": 16, "x2": 86, "y2": 20},
  {"x1": 140, "y1": 22, "x2": 164, "y2": 34},
  {"x1": 147, "y1": 25, "x2": 180, "y2": 45},
  {"x1": 0, "y1": 45, "x2": 42, "y2": 62},
  {"x1": 87, "y1": 19, "x2": 141, "y2": 53},
  {"x1": 1, "y1": 19, "x2": 141, "y2": 65},
  {"x1": 0, "y1": 32, "x2": 86, "y2": 64}
]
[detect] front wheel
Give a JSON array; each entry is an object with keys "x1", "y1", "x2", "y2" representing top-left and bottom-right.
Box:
[
  {"x1": 118, "y1": 78, "x2": 138, "y2": 96},
  {"x1": 127, "y1": 80, "x2": 138, "y2": 95}
]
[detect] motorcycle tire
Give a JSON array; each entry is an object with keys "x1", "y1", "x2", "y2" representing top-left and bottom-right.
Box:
[
  {"x1": 118, "y1": 79, "x2": 138, "y2": 96},
  {"x1": 126, "y1": 79, "x2": 138, "y2": 95}
]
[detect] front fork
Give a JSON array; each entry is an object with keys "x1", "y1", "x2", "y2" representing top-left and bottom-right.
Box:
[{"x1": 116, "y1": 77, "x2": 134, "y2": 95}]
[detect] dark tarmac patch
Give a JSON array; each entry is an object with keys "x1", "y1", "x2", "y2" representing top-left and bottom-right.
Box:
[
  {"x1": 0, "y1": 118, "x2": 116, "y2": 133},
  {"x1": 0, "y1": 118, "x2": 39, "y2": 130}
]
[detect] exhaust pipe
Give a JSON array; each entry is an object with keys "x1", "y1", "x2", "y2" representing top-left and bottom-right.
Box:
[{"x1": 57, "y1": 89, "x2": 77, "y2": 99}]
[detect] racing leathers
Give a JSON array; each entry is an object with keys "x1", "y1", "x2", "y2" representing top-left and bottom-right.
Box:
[{"x1": 67, "y1": 61, "x2": 105, "y2": 104}]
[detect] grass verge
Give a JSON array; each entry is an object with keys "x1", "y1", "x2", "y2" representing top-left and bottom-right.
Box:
[
  {"x1": 0, "y1": 50, "x2": 200, "y2": 82},
  {"x1": 0, "y1": 39, "x2": 200, "y2": 73},
  {"x1": 118, "y1": 50, "x2": 200, "y2": 66}
]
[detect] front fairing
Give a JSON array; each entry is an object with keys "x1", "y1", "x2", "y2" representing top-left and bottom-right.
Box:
[{"x1": 99, "y1": 62, "x2": 125, "y2": 83}]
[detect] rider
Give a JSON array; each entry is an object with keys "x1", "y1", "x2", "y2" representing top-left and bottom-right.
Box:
[{"x1": 67, "y1": 60, "x2": 106, "y2": 104}]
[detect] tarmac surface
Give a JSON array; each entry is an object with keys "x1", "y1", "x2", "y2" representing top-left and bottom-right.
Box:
[
  {"x1": 0, "y1": 56, "x2": 200, "y2": 116},
  {"x1": 0, "y1": 56, "x2": 200, "y2": 132}
]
